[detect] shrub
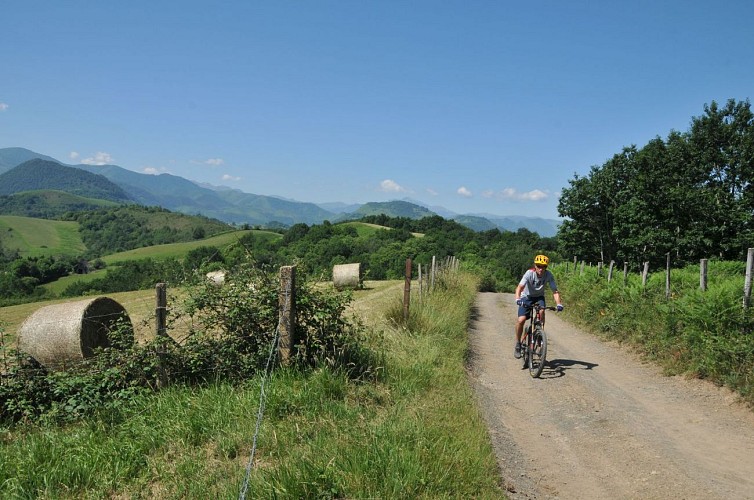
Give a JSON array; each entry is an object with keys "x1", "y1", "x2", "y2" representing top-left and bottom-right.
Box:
[{"x1": 1, "y1": 264, "x2": 377, "y2": 424}]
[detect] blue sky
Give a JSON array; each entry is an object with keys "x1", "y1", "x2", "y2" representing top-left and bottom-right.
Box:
[{"x1": 2, "y1": 1, "x2": 753, "y2": 220}]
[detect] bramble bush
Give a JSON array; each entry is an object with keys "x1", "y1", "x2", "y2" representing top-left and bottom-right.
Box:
[{"x1": 0, "y1": 265, "x2": 377, "y2": 425}]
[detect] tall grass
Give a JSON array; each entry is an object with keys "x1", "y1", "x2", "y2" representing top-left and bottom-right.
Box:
[
  {"x1": 0, "y1": 274, "x2": 504, "y2": 498},
  {"x1": 557, "y1": 261, "x2": 754, "y2": 405}
]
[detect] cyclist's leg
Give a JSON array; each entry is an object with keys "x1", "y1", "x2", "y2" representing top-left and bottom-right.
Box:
[
  {"x1": 515, "y1": 314, "x2": 526, "y2": 343},
  {"x1": 514, "y1": 316, "x2": 526, "y2": 358},
  {"x1": 514, "y1": 300, "x2": 531, "y2": 358},
  {"x1": 515, "y1": 297, "x2": 530, "y2": 346}
]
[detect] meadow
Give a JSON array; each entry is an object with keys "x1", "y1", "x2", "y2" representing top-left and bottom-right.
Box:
[
  {"x1": 0, "y1": 215, "x2": 86, "y2": 258},
  {"x1": 0, "y1": 272, "x2": 505, "y2": 498}
]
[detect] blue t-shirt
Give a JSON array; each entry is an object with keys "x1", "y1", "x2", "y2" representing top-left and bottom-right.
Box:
[{"x1": 519, "y1": 268, "x2": 558, "y2": 298}]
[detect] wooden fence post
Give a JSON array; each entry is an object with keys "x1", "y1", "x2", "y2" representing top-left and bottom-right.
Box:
[
  {"x1": 580, "y1": 261, "x2": 585, "y2": 276},
  {"x1": 278, "y1": 265, "x2": 297, "y2": 365},
  {"x1": 154, "y1": 282, "x2": 169, "y2": 388},
  {"x1": 155, "y1": 282, "x2": 167, "y2": 337},
  {"x1": 418, "y1": 263, "x2": 423, "y2": 298},
  {"x1": 597, "y1": 261, "x2": 603, "y2": 277},
  {"x1": 744, "y1": 249, "x2": 754, "y2": 309},
  {"x1": 700, "y1": 259, "x2": 708, "y2": 291},
  {"x1": 404, "y1": 258, "x2": 412, "y2": 321},
  {"x1": 607, "y1": 260, "x2": 615, "y2": 282},
  {"x1": 431, "y1": 255, "x2": 436, "y2": 290},
  {"x1": 642, "y1": 262, "x2": 650, "y2": 287}
]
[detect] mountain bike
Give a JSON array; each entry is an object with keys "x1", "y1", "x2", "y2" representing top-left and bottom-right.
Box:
[{"x1": 521, "y1": 304, "x2": 557, "y2": 378}]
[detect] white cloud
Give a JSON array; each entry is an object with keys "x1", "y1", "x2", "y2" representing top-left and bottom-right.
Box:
[
  {"x1": 379, "y1": 179, "x2": 407, "y2": 193},
  {"x1": 81, "y1": 152, "x2": 114, "y2": 165},
  {"x1": 0, "y1": 102, "x2": 8, "y2": 111},
  {"x1": 521, "y1": 189, "x2": 548, "y2": 201},
  {"x1": 140, "y1": 163, "x2": 170, "y2": 175},
  {"x1": 481, "y1": 189, "x2": 494, "y2": 198},
  {"x1": 69, "y1": 152, "x2": 80, "y2": 161},
  {"x1": 457, "y1": 186, "x2": 472, "y2": 197},
  {"x1": 222, "y1": 174, "x2": 241, "y2": 182},
  {"x1": 426, "y1": 188, "x2": 438, "y2": 196},
  {"x1": 206, "y1": 158, "x2": 224, "y2": 166},
  {"x1": 497, "y1": 188, "x2": 549, "y2": 201}
]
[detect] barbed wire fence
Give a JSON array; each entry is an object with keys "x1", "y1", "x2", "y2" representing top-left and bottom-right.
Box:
[
  {"x1": 0, "y1": 263, "x2": 311, "y2": 497},
  {"x1": 559, "y1": 247, "x2": 754, "y2": 309}
]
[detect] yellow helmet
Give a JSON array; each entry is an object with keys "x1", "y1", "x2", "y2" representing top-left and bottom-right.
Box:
[{"x1": 534, "y1": 254, "x2": 549, "y2": 267}]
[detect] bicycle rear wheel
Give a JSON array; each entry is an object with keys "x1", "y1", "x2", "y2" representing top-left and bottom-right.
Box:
[{"x1": 528, "y1": 328, "x2": 548, "y2": 378}]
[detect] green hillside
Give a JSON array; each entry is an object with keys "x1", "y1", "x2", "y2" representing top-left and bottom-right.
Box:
[
  {"x1": 340, "y1": 221, "x2": 424, "y2": 238},
  {"x1": 66, "y1": 205, "x2": 234, "y2": 257},
  {"x1": 0, "y1": 215, "x2": 86, "y2": 257},
  {"x1": 351, "y1": 200, "x2": 435, "y2": 219},
  {"x1": 452, "y1": 215, "x2": 498, "y2": 232},
  {"x1": 0, "y1": 159, "x2": 131, "y2": 202},
  {"x1": 0, "y1": 190, "x2": 119, "y2": 219},
  {"x1": 101, "y1": 229, "x2": 281, "y2": 264}
]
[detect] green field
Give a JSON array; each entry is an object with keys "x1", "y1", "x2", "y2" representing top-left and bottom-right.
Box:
[
  {"x1": 340, "y1": 221, "x2": 424, "y2": 238},
  {"x1": 36, "y1": 229, "x2": 283, "y2": 295},
  {"x1": 0, "y1": 215, "x2": 86, "y2": 257},
  {"x1": 100, "y1": 229, "x2": 281, "y2": 264}
]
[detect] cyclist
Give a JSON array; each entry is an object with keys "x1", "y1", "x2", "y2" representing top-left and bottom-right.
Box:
[{"x1": 513, "y1": 254, "x2": 563, "y2": 359}]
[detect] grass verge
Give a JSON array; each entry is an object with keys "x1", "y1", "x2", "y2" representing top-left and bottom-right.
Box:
[
  {"x1": 556, "y1": 262, "x2": 754, "y2": 406},
  {"x1": 0, "y1": 274, "x2": 504, "y2": 498}
]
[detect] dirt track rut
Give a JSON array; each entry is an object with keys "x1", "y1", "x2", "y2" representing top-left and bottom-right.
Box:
[{"x1": 467, "y1": 292, "x2": 754, "y2": 499}]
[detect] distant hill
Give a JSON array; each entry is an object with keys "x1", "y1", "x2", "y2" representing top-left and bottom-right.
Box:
[
  {"x1": 472, "y1": 213, "x2": 561, "y2": 237},
  {"x1": 0, "y1": 147, "x2": 60, "y2": 171},
  {"x1": 208, "y1": 189, "x2": 335, "y2": 226},
  {"x1": 451, "y1": 215, "x2": 498, "y2": 232},
  {"x1": 0, "y1": 190, "x2": 119, "y2": 219},
  {"x1": 0, "y1": 159, "x2": 131, "y2": 202},
  {"x1": 0, "y1": 147, "x2": 562, "y2": 236},
  {"x1": 347, "y1": 200, "x2": 436, "y2": 219},
  {"x1": 316, "y1": 201, "x2": 362, "y2": 215},
  {"x1": 0, "y1": 205, "x2": 234, "y2": 259}
]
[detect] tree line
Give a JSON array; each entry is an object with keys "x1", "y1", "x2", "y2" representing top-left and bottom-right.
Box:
[
  {"x1": 0, "y1": 213, "x2": 559, "y2": 303},
  {"x1": 558, "y1": 98, "x2": 754, "y2": 268}
]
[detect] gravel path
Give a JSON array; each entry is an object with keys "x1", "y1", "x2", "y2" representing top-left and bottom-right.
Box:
[{"x1": 467, "y1": 292, "x2": 754, "y2": 499}]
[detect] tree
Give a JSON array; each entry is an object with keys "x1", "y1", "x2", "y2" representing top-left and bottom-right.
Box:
[
  {"x1": 559, "y1": 99, "x2": 754, "y2": 266},
  {"x1": 689, "y1": 99, "x2": 754, "y2": 258}
]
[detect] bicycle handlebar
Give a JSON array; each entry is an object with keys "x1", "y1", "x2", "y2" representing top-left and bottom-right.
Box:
[{"x1": 523, "y1": 304, "x2": 559, "y2": 311}]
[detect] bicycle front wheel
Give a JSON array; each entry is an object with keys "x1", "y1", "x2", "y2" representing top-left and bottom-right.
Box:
[{"x1": 528, "y1": 328, "x2": 548, "y2": 378}]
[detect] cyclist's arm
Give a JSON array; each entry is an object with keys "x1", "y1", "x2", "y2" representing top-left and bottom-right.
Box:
[
  {"x1": 553, "y1": 290, "x2": 562, "y2": 307},
  {"x1": 514, "y1": 283, "x2": 525, "y2": 301}
]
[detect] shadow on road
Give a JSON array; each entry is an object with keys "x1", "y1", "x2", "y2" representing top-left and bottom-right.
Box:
[{"x1": 538, "y1": 358, "x2": 599, "y2": 378}]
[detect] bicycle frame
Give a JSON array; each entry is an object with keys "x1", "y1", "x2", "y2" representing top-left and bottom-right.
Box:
[{"x1": 521, "y1": 303, "x2": 555, "y2": 378}]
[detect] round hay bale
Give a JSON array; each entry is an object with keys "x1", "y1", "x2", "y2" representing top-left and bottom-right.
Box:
[
  {"x1": 205, "y1": 270, "x2": 227, "y2": 286},
  {"x1": 18, "y1": 297, "x2": 133, "y2": 370},
  {"x1": 333, "y1": 263, "x2": 363, "y2": 290}
]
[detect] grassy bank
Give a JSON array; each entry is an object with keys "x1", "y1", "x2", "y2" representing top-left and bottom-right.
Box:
[
  {"x1": 556, "y1": 261, "x2": 754, "y2": 406},
  {"x1": 0, "y1": 274, "x2": 503, "y2": 498}
]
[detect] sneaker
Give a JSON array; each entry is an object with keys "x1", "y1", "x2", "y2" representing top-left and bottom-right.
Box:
[{"x1": 514, "y1": 342, "x2": 522, "y2": 359}]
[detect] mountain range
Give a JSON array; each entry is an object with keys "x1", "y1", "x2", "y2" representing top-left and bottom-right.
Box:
[{"x1": 0, "y1": 147, "x2": 561, "y2": 237}]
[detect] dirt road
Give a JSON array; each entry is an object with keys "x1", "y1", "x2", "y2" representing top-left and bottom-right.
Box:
[{"x1": 467, "y1": 292, "x2": 754, "y2": 499}]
